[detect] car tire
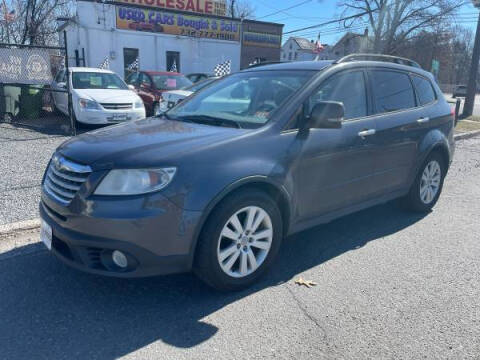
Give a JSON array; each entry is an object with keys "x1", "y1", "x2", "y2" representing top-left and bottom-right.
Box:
[
  {"x1": 402, "y1": 151, "x2": 446, "y2": 212},
  {"x1": 194, "y1": 189, "x2": 283, "y2": 291}
]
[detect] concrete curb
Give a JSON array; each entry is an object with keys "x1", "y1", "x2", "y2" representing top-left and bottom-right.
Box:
[
  {"x1": 0, "y1": 219, "x2": 41, "y2": 238},
  {"x1": 454, "y1": 129, "x2": 480, "y2": 141}
]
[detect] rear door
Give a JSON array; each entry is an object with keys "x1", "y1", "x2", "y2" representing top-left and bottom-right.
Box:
[{"x1": 367, "y1": 69, "x2": 426, "y2": 195}]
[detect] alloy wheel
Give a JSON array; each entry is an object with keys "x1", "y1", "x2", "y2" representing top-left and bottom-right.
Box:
[
  {"x1": 217, "y1": 206, "x2": 273, "y2": 278},
  {"x1": 420, "y1": 160, "x2": 441, "y2": 204}
]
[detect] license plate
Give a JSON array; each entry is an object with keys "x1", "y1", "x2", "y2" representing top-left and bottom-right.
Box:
[
  {"x1": 112, "y1": 114, "x2": 128, "y2": 121},
  {"x1": 40, "y1": 220, "x2": 52, "y2": 250}
]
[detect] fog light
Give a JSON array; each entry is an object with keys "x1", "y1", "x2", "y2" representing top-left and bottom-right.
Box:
[{"x1": 112, "y1": 250, "x2": 128, "y2": 268}]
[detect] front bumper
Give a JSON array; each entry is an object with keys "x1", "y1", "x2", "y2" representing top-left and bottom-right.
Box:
[
  {"x1": 39, "y1": 189, "x2": 202, "y2": 278},
  {"x1": 75, "y1": 107, "x2": 146, "y2": 125}
]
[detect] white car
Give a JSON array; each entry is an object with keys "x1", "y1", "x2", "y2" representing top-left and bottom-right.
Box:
[
  {"x1": 52, "y1": 67, "x2": 145, "y2": 125},
  {"x1": 158, "y1": 77, "x2": 219, "y2": 114}
]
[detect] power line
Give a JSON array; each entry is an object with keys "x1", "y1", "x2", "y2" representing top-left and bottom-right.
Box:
[
  {"x1": 256, "y1": 0, "x2": 313, "y2": 20},
  {"x1": 284, "y1": 8, "x2": 377, "y2": 35}
]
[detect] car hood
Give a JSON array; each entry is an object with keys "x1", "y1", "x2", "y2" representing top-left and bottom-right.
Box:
[
  {"x1": 58, "y1": 117, "x2": 248, "y2": 169},
  {"x1": 73, "y1": 89, "x2": 139, "y2": 103}
]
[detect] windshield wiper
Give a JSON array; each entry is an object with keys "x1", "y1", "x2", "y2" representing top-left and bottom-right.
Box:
[{"x1": 178, "y1": 115, "x2": 242, "y2": 129}]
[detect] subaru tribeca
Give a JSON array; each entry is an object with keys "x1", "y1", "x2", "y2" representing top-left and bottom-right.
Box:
[{"x1": 40, "y1": 56, "x2": 455, "y2": 291}]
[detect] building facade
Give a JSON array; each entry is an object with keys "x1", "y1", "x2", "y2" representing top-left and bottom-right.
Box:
[
  {"x1": 281, "y1": 37, "x2": 317, "y2": 62},
  {"x1": 60, "y1": 0, "x2": 282, "y2": 78}
]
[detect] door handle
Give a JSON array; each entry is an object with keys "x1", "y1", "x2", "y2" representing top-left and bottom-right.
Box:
[
  {"x1": 417, "y1": 117, "x2": 430, "y2": 123},
  {"x1": 358, "y1": 129, "x2": 376, "y2": 137}
]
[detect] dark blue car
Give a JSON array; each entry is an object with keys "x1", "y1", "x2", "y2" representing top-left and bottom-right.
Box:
[{"x1": 40, "y1": 55, "x2": 455, "y2": 291}]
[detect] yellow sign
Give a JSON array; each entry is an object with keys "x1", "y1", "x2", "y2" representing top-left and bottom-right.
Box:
[
  {"x1": 114, "y1": 0, "x2": 226, "y2": 16},
  {"x1": 116, "y1": 6, "x2": 240, "y2": 41}
]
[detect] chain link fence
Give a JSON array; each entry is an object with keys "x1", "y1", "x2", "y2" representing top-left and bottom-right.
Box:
[{"x1": 0, "y1": 35, "x2": 75, "y2": 139}]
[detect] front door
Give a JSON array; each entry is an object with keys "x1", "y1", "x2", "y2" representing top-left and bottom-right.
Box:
[
  {"x1": 292, "y1": 70, "x2": 378, "y2": 220},
  {"x1": 137, "y1": 73, "x2": 155, "y2": 114},
  {"x1": 53, "y1": 70, "x2": 68, "y2": 114}
]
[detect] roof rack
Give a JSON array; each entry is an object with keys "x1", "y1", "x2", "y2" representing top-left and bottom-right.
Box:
[{"x1": 335, "y1": 54, "x2": 421, "y2": 68}]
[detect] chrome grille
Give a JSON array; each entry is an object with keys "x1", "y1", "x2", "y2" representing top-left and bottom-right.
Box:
[
  {"x1": 101, "y1": 103, "x2": 132, "y2": 110},
  {"x1": 43, "y1": 155, "x2": 91, "y2": 205}
]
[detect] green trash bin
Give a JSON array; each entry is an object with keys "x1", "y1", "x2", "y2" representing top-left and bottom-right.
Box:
[{"x1": 19, "y1": 85, "x2": 43, "y2": 119}]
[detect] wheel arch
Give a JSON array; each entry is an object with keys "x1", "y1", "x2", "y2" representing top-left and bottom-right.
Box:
[{"x1": 187, "y1": 176, "x2": 292, "y2": 268}]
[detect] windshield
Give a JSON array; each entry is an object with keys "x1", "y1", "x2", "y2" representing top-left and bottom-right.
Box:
[
  {"x1": 72, "y1": 72, "x2": 128, "y2": 90},
  {"x1": 152, "y1": 75, "x2": 193, "y2": 90},
  {"x1": 186, "y1": 78, "x2": 217, "y2": 92},
  {"x1": 167, "y1": 71, "x2": 314, "y2": 128}
]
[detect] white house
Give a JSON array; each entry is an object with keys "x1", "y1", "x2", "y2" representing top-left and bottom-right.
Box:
[{"x1": 281, "y1": 37, "x2": 317, "y2": 62}]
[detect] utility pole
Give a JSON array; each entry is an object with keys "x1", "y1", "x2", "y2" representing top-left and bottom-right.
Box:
[
  {"x1": 230, "y1": 0, "x2": 235, "y2": 18},
  {"x1": 463, "y1": 1, "x2": 480, "y2": 118}
]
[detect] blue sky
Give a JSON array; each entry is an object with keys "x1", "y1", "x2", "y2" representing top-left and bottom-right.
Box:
[{"x1": 252, "y1": 0, "x2": 480, "y2": 46}]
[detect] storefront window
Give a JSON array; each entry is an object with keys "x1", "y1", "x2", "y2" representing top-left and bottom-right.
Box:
[
  {"x1": 124, "y1": 48, "x2": 139, "y2": 79},
  {"x1": 166, "y1": 51, "x2": 180, "y2": 73}
]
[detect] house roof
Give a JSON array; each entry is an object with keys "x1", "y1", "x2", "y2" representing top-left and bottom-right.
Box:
[{"x1": 292, "y1": 37, "x2": 316, "y2": 50}]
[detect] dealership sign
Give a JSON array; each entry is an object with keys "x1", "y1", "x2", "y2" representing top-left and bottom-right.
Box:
[
  {"x1": 0, "y1": 48, "x2": 52, "y2": 85},
  {"x1": 243, "y1": 32, "x2": 281, "y2": 48},
  {"x1": 114, "y1": 0, "x2": 226, "y2": 16},
  {"x1": 116, "y1": 6, "x2": 240, "y2": 41}
]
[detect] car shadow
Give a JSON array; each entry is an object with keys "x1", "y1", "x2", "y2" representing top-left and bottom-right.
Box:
[{"x1": 0, "y1": 201, "x2": 427, "y2": 359}]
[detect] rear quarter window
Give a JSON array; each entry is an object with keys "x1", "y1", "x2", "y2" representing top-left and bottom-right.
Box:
[{"x1": 412, "y1": 75, "x2": 436, "y2": 106}]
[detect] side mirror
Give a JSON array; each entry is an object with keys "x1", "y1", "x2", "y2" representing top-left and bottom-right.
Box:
[
  {"x1": 308, "y1": 101, "x2": 344, "y2": 129},
  {"x1": 58, "y1": 82, "x2": 66, "y2": 89},
  {"x1": 128, "y1": 84, "x2": 135, "y2": 91}
]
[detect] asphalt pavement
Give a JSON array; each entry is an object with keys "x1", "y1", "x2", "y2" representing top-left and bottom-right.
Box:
[{"x1": 0, "y1": 137, "x2": 479, "y2": 359}]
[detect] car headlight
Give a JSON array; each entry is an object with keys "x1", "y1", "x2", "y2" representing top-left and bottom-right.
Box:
[
  {"x1": 134, "y1": 99, "x2": 144, "y2": 109},
  {"x1": 79, "y1": 98, "x2": 100, "y2": 110},
  {"x1": 94, "y1": 168, "x2": 176, "y2": 195}
]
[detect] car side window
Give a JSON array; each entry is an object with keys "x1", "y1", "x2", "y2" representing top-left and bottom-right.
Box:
[
  {"x1": 411, "y1": 75, "x2": 436, "y2": 106},
  {"x1": 370, "y1": 70, "x2": 416, "y2": 113},
  {"x1": 307, "y1": 71, "x2": 368, "y2": 120},
  {"x1": 126, "y1": 72, "x2": 139, "y2": 86},
  {"x1": 139, "y1": 73, "x2": 152, "y2": 88}
]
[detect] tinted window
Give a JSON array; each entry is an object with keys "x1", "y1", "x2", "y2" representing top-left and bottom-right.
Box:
[
  {"x1": 308, "y1": 71, "x2": 367, "y2": 120},
  {"x1": 412, "y1": 75, "x2": 436, "y2": 105},
  {"x1": 371, "y1": 70, "x2": 416, "y2": 113}
]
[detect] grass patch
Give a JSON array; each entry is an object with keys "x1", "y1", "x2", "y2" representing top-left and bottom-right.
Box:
[{"x1": 456, "y1": 120, "x2": 480, "y2": 133}]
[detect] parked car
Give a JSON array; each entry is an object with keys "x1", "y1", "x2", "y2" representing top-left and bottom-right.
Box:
[
  {"x1": 186, "y1": 73, "x2": 214, "y2": 83},
  {"x1": 125, "y1": 71, "x2": 193, "y2": 115},
  {"x1": 158, "y1": 77, "x2": 220, "y2": 113},
  {"x1": 40, "y1": 57, "x2": 454, "y2": 291},
  {"x1": 452, "y1": 85, "x2": 467, "y2": 98},
  {"x1": 52, "y1": 67, "x2": 145, "y2": 125}
]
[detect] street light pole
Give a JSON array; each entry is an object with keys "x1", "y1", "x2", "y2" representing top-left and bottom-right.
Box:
[{"x1": 463, "y1": 2, "x2": 480, "y2": 118}]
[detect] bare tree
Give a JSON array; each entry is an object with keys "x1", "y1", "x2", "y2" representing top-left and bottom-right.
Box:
[
  {"x1": 340, "y1": 0, "x2": 461, "y2": 54},
  {"x1": 226, "y1": 0, "x2": 255, "y2": 19},
  {"x1": 0, "y1": 0, "x2": 74, "y2": 45}
]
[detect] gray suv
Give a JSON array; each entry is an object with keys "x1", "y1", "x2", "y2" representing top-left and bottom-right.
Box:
[{"x1": 40, "y1": 55, "x2": 455, "y2": 291}]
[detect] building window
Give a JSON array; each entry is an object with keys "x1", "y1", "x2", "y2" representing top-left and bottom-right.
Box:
[
  {"x1": 288, "y1": 53, "x2": 292, "y2": 60},
  {"x1": 166, "y1": 51, "x2": 180, "y2": 72},
  {"x1": 289, "y1": 43, "x2": 292, "y2": 50},
  {"x1": 294, "y1": 52, "x2": 298, "y2": 60},
  {"x1": 123, "y1": 48, "x2": 139, "y2": 79}
]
